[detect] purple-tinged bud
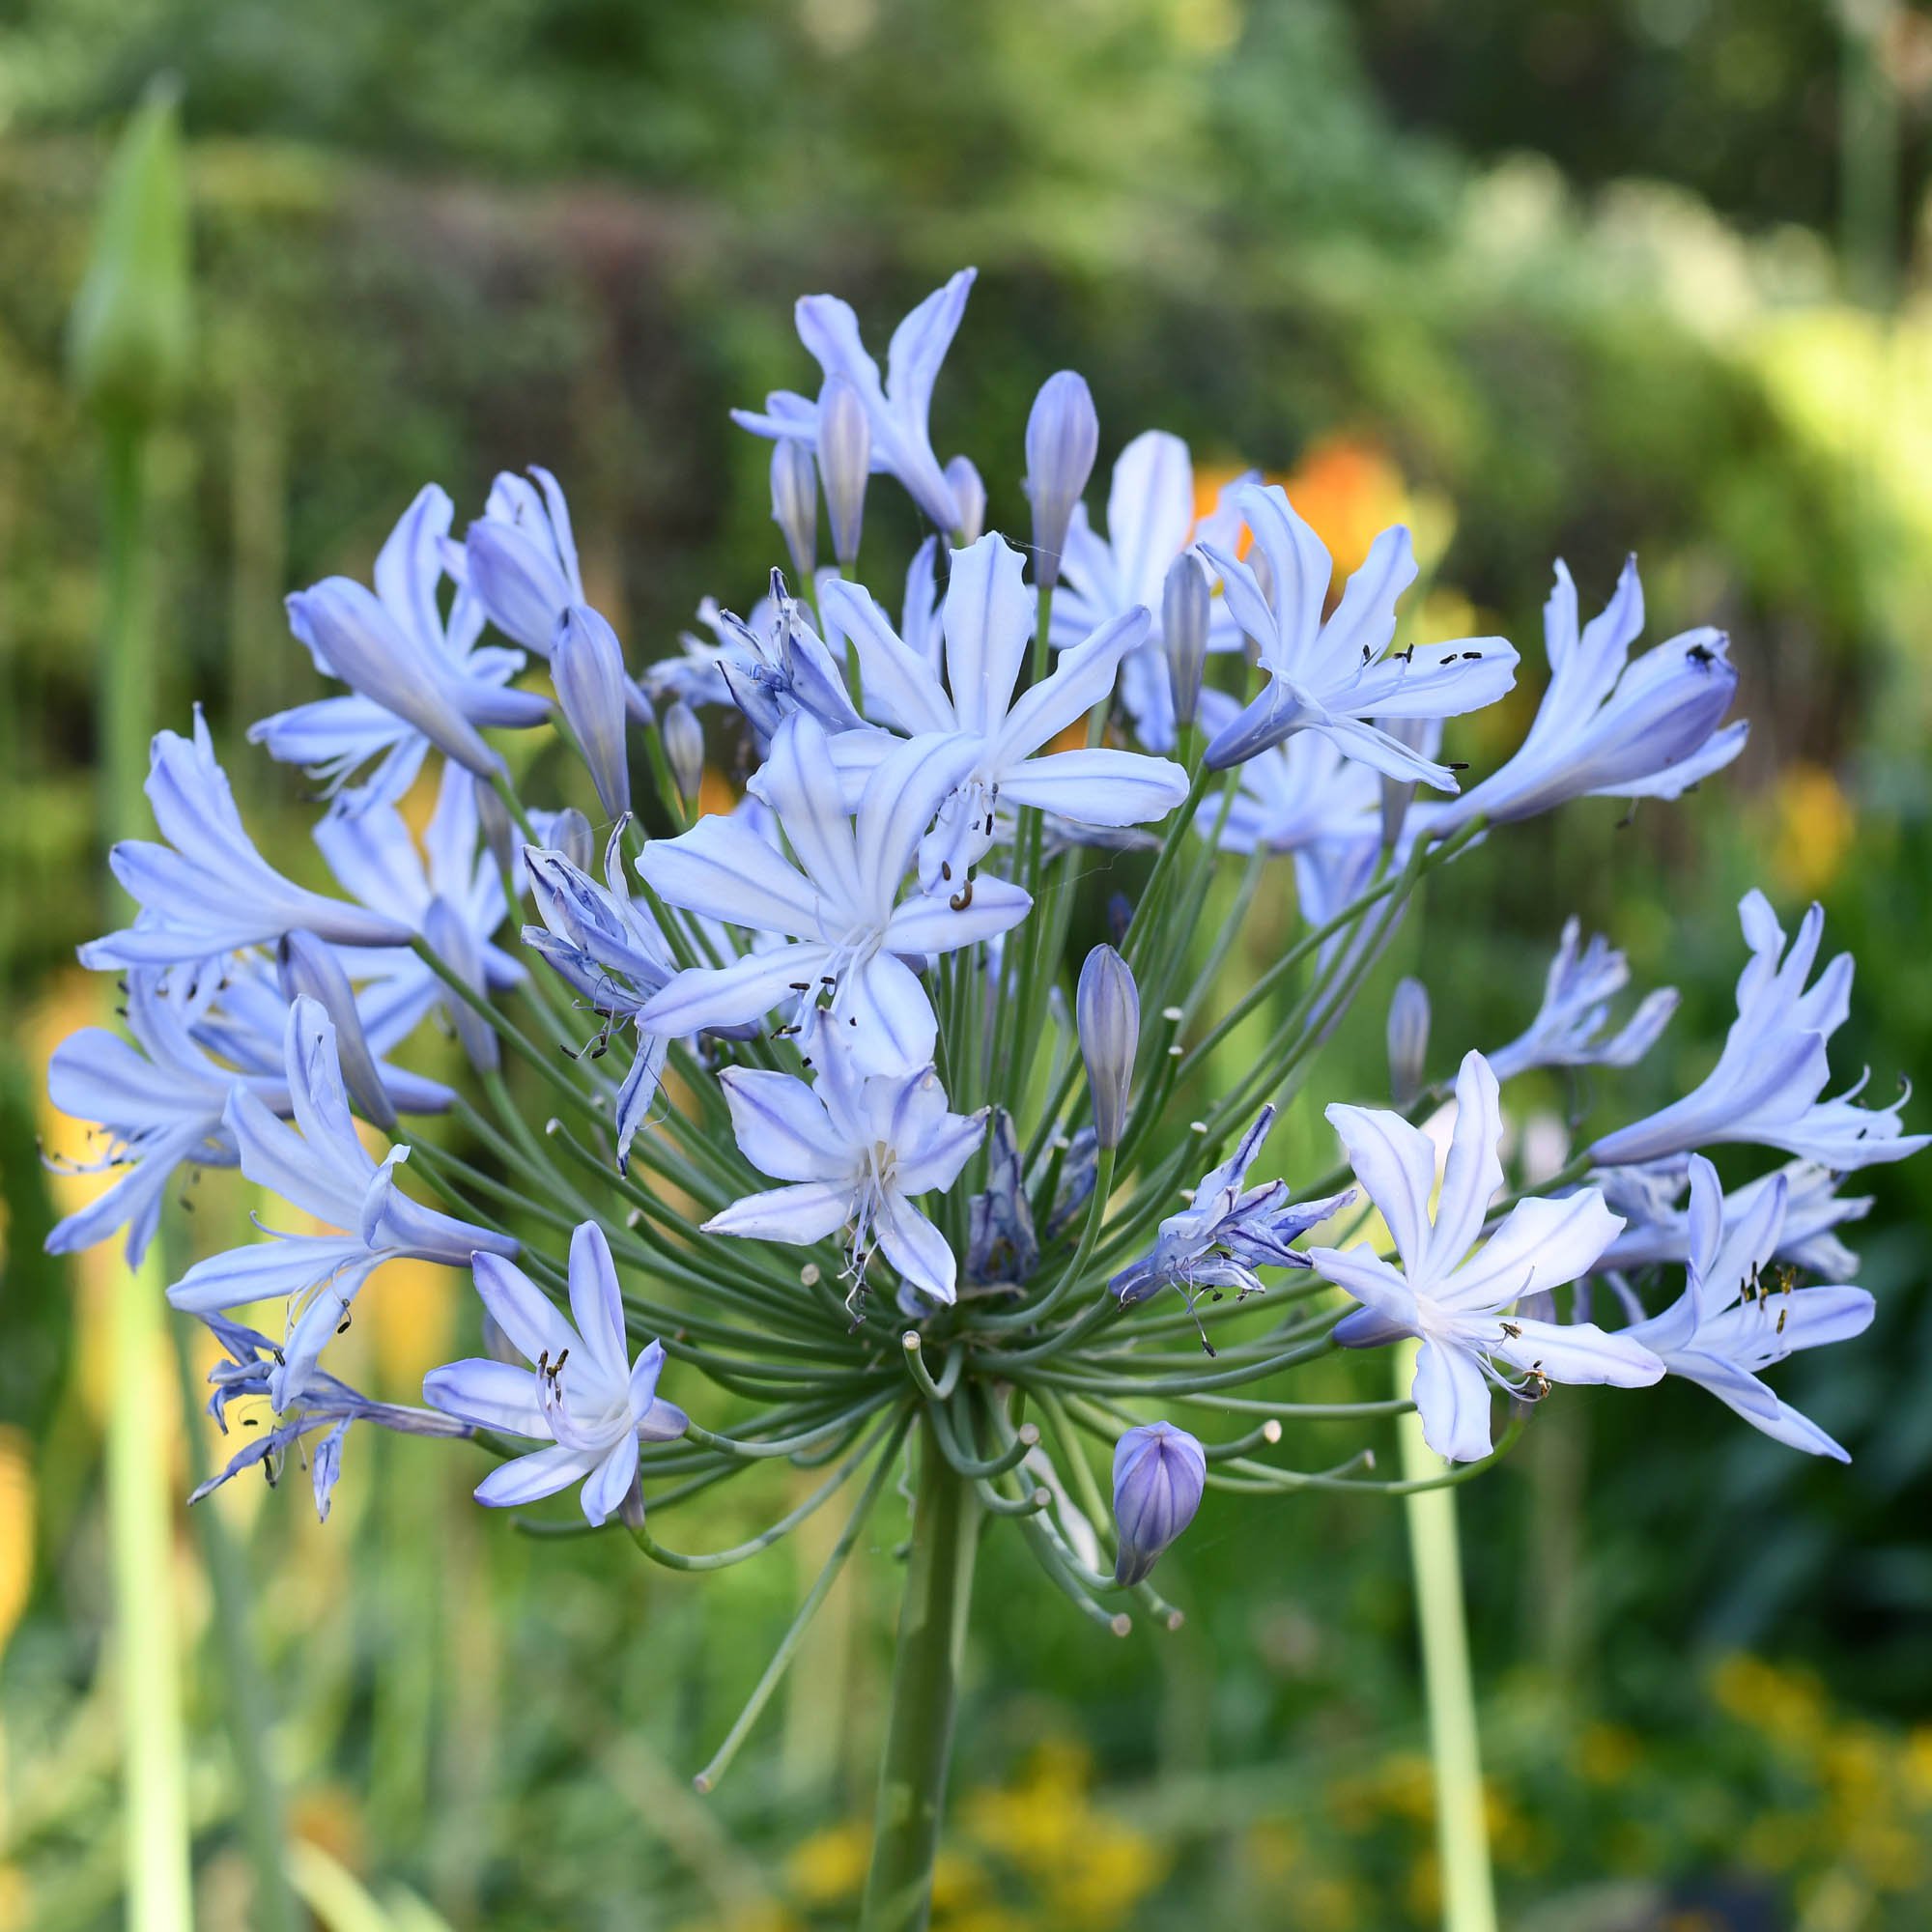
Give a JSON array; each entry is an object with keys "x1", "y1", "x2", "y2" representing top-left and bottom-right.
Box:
[
  {"x1": 945, "y1": 455, "x2": 986, "y2": 545},
  {"x1": 475, "y1": 771, "x2": 518, "y2": 885},
  {"x1": 1163, "y1": 551, "x2": 1211, "y2": 731},
  {"x1": 1077, "y1": 944, "x2": 1139, "y2": 1149},
  {"x1": 1112, "y1": 1422, "x2": 1207, "y2": 1586},
  {"x1": 1025, "y1": 371, "x2": 1098, "y2": 591},
  {"x1": 663, "y1": 699, "x2": 704, "y2": 807},
  {"x1": 1386, "y1": 976, "x2": 1430, "y2": 1109},
  {"x1": 422, "y1": 895, "x2": 499, "y2": 1075},
  {"x1": 817, "y1": 374, "x2": 871, "y2": 568},
  {"x1": 552, "y1": 605, "x2": 632, "y2": 820},
  {"x1": 770, "y1": 438, "x2": 817, "y2": 582},
  {"x1": 536, "y1": 806, "x2": 595, "y2": 873},
  {"x1": 276, "y1": 930, "x2": 397, "y2": 1131},
  {"x1": 1378, "y1": 715, "x2": 1440, "y2": 848}
]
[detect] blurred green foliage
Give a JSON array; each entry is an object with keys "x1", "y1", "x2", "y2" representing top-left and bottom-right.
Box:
[{"x1": 3, "y1": 3, "x2": 1931, "y2": 1929}]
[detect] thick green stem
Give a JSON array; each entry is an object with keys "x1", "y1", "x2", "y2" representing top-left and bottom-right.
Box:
[
  {"x1": 1396, "y1": 1340, "x2": 1498, "y2": 1932},
  {"x1": 859, "y1": 1421, "x2": 982, "y2": 1932}
]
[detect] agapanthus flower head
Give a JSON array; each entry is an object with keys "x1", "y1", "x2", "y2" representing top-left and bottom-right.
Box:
[
  {"x1": 1199, "y1": 482, "x2": 1518, "y2": 781},
  {"x1": 78, "y1": 708, "x2": 417, "y2": 973},
  {"x1": 426, "y1": 1222, "x2": 690, "y2": 1525},
  {"x1": 1313, "y1": 1051, "x2": 1662, "y2": 1462},
  {"x1": 1608, "y1": 1155, "x2": 1873, "y2": 1461},
  {"x1": 638, "y1": 712, "x2": 1030, "y2": 1074},
  {"x1": 1111, "y1": 1421, "x2": 1207, "y2": 1586},
  {"x1": 193, "y1": 1315, "x2": 470, "y2": 1521},
  {"x1": 256, "y1": 484, "x2": 550, "y2": 800},
  {"x1": 1589, "y1": 891, "x2": 1928, "y2": 1171},
  {"x1": 1428, "y1": 556, "x2": 1746, "y2": 833},
  {"x1": 705, "y1": 1036, "x2": 985, "y2": 1305},
  {"x1": 166, "y1": 997, "x2": 516, "y2": 1406},
  {"x1": 732, "y1": 269, "x2": 978, "y2": 535},
  {"x1": 1112, "y1": 1106, "x2": 1353, "y2": 1308},
  {"x1": 1486, "y1": 917, "x2": 1678, "y2": 1084},
  {"x1": 821, "y1": 532, "x2": 1182, "y2": 889}
]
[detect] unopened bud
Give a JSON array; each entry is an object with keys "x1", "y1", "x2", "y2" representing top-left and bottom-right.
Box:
[
  {"x1": 276, "y1": 930, "x2": 397, "y2": 1130},
  {"x1": 422, "y1": 895, "x2": 499, "y2": 1075},
  {"x1": 475, "y1": 772, "x2": 518, "y2": 886},
  {"x1": 1386, "y1": 977, "x2": 1431, "y2": 1108},
  {"x1": 538, "y1": 806, "x2": 595, "y2": 873},
  {"x1": 552, "y1": 606, "x2": 631, "y2": 820},
  {"x1": 1112, "y1": 1422, "x2": 1207, "y2": 1587},
  {"x1": 1024, "y1": 371, "x2": 1098, "y2": 591},
  {"x1": 770, "y1": 438, "x2": 817, "y2": 582},
  {"x1": 817, "y1": 374, "x2": 871, "y2": 567},
  {"x1": 1378, "y1": 715, "x2": 1441, "y2": 848},
  {"x1": 68, "y1": 77, "x2": 191, "y2": 428},
  {"x1": 664, "y1": 699, "x2": 704, "y2": 806},
  {"x1": 945, "y1": 455, "x2": 986, "y2": 545},
  {"x1": 1162, "y1": 551, "x2": 1211, "y2": 731},
  {"x1": 1077, "y1": 944, "x2": 1139, "y2": 1149}
]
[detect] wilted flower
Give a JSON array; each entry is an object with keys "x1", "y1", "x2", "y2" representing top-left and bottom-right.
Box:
[
  {"x1": 1111, "y1": 1422, "x2": 1207, "y2": 1586},
  {"x1": 427, "y1": 1222, "x2": 690, "y2": 1525},
  {"x1": 1112, "y1": 1106, "x2": 1352, "y2": 1307}
]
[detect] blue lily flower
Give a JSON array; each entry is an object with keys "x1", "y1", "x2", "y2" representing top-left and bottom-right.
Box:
[
  {"x1": 819, "y1": 532, "x2": 1182, "y2": 889},
  {"x1": 1200, "y1": 483, "x2": 1518, "y2": 778},
  {"x1": 1590, "y1": 892, "x2": 1929, "y2": 1171},
  {"x1": 256, "y1": 484, "x2": 551, "y2": 799},
  {"x1": 167, "y1": 998, "x2": 517, "y2": 1406},
  {"x1": 732, "y1": 270, "x2": 978, "y2": 534},
  {"x1": 1486, "y1": 918, "x2": 1679, "y2": 1083},
  {"x1": 426, "y1": 1222, "x2": 690, "y2": 1527},
  {"x1": 79, "y1": 708, "x2": 417, "y2": 972}
]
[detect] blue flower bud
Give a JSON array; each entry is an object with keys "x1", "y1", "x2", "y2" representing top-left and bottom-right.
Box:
[
  {"x1": 423, "y1": 895, "x2": 499, "y2": 1075},
  {"x1": 663, "y1": 699, "x2": 704, "y2": 806},
  {"x1": 537, "y1": 806, "x2": 595, "y2": 873},
  {"x1": 770, "y1": 438, "x2": 817, "y2": 582},
  {"x1": 816, "y1": 374, "x2": 871, "y2": 567},
  {"x1": 552, "y1": 606, "x2": 631, "y2": 820},
  {"x1": 276, "y1": 929, "x2": 397, "y2": 1131},
  {"x1": 1077, "y1": 944, "x2": 1139, "y2": 1149},
  {"x1": 1112, "y1": 1422, "x2": 1207, "y2": 1586},
  {"x1": 1386, "y1": 976, "x2": 1431, "y2": 1108},
  {"x1": 1025, "y1": 371, "x2": 1098, "y2": 591},
  {"x1": 945, "y1": 454, "x2": 987, "y2": 545},
  {"x1": 1162, "y1": 551, "x2": 1211, "y2": 731}
]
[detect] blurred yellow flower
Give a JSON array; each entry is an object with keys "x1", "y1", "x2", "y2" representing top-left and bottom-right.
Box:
[
  {"x1": 785, "y1": 1819, "x2": 869, "y2": 1905},
  {"x1": 1769, "y1": 762, "x2": 1856, "y2": 898}
]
